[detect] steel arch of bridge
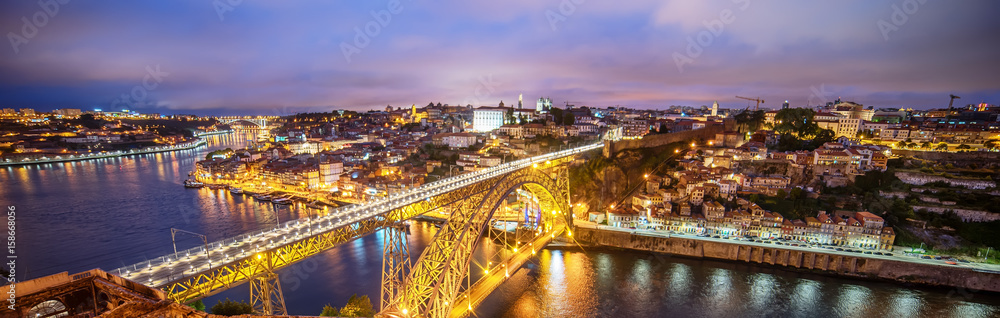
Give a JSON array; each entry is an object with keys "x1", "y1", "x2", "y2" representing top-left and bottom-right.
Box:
[
  {"x1": 161, "y1": 175, "x2": 510, "y2": 304},
  {"x1": 382, "y1": 167, "x2": 570, "y2": 318}
]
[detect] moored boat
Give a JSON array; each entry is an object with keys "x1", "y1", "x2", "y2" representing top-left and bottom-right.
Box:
[
  {"x1": 184, "y1": 179, "x2": 204, "y2": 188},
  {"x1": 254, "y1": 194, "x2": 272, "y2": 201},
  {"x1": 230, "y1": 187, "x2": 243, "y2": 194}
]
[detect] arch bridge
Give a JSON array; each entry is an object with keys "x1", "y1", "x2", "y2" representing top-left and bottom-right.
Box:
[
  {"x1": 216, "y1": 116, "x2": 270, "y2": 128},
  {"x1": 35, "y1": 143, "x2": 601, "y2": 317}
]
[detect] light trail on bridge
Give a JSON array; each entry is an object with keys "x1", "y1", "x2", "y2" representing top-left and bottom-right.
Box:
[{"x1": 112, "y1": 142, "x2": 603, "y2": 301}]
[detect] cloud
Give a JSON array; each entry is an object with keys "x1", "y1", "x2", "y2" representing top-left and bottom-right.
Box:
[{"x1": 0, "y1": 0, "x2": 997, "y2": 113}]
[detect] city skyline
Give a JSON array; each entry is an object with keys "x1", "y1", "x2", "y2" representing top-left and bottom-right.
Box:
[{"x1": 1, "y1": 1, "x2": 999, "y2": 115}]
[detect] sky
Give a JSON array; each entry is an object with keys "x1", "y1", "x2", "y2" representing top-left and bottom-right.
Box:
[{"x1": 0, "y1": 0, "x2": 998, "y2": 116}]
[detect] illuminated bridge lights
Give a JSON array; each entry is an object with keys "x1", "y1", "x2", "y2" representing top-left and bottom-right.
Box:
[{"x1": 114, "y1": 143, "x2": 600, "y2": 307}]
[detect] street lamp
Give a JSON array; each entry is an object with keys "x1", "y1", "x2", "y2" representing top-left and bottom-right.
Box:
[{"x1": 170, "y1": 228, "x2": 210, "y2": 267}]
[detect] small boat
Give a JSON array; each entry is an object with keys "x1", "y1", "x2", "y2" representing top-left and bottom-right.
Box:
[
  {"x1": 207, "y1": 184, "x2": 226, "y2": 190},
  {"x1": 272, "y1": 197, "x2": 292, "y2": 205},
  {"x1": 230, "y1": 188, "x2": 243, "y2": 194},
  {"x1": 306, "y1": 202, "x2": 323, "y2": 209},
  {"x1": 184, "y1": 179, "x2": 204, "y2": 188},
  {"x1": 254, "y1": 194, "x2": 272, "y2": 201}
]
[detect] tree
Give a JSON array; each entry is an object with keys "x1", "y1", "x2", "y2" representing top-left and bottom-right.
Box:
[
  {"x1": 921, "y1": 141, "x2": 932, "y2": 149},
  {"x1": 957, "y1": 144, "x2": 972, "y2": 151},
  {"x1": 563, "y1": 113, "x2": 576, "y2": 125},
  {"x1": 320, "y1": 304, "x2": 339, "y2": 317},
  {"x1": 188, "y1": 299, "x2": 206, "y2": 312},
  {"x1": 985, "y1": 140, "x2": 999, "y2": 150},
  {"x1": 504, "y1": 109, "x2": 515, "y2": 124},
  {"x1": 549, "y1": 107, "x2": 565, "y2": 125},
  {"x1": 896, "y1": 140, "x2": 907, "y2": 149},
  {"x1": 734, "y1": 109, "x2": 766, "y2": 134},
  {"x1": 210, "y1": 298, "x2": 254, "y2": 316},
  {"x1": 339, "y1": 294, "x2": 375, "y2": 317},
  {"x1": 936, "y1": 142, "x2": 949, "y2": 151},
  {"x1": 810, "y1": 129, "x2": 836, "y2": 148},
  {"x1": 772, "y1": 108, "x2": 819, "y2": 137}
]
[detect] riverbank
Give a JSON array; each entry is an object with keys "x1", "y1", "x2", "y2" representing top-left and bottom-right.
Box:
[
  {"x1": 0, "y1": 138, "x2": 210, "y2": 167},
  {"x1": 572, "y1": 226, "x2": 1000, "y2": 293}
]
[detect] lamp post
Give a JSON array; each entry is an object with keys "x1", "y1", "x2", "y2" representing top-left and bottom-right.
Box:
[{"x1": 171, "y1": 228, "x2": 210, "y2": 269}]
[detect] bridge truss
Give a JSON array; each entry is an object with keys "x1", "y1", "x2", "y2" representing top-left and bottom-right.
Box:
[
  {"x1": 381, "y1": 163, "x2": 572, "y2": 318},
  {"x1": 111, "y1": 143, "x2": 598, "y2": 315}
]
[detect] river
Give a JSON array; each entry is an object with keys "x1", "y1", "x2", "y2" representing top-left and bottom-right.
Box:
[{"x1": 3, "y1": 132, "x2": 999, "y2": 317}]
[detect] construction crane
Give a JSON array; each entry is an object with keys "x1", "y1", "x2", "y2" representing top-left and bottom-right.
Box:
[
  {"x1": 735, "y1": 96, "x2": 764, "y2": 111},
  {"x1": 944, "y1": 94, "x2": 961, "y2": 124}
]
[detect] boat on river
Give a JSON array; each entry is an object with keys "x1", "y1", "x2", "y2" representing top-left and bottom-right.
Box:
[{"x1": 183, "y1": 179, "x2": 204, "y2": 188}]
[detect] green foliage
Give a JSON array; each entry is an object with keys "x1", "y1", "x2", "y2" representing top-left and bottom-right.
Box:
[
  {"x1": 935, "y1": 142, "x2": 949, "y2": 151},
  {"x1": 549, "y1": 107, "x2": 565, "y2": 125},
  {"x1": 853, "y1": 169, "x2": 900, "y2": 193},
  {"x1": 205, "y1": 148, "x2": 234, "y2": 160},
  {"x1": 339, "y1": 294, "x2": 375, "y2": 317},
  {"x1": 772, "y1": 108, "x2": 820, "y2": 137},
  {"x1": 320, "y1": 304, "x2": 339, "y2": 316},
  {"x1": 188, "y1": 299, "x2": 206, "y2": 312},
  {"x1": 210, "y1": 298, "x2": 254, "y2": 316},
  {"x1": 809, "y1": 129, "x2": 836, "y2": 149},
  {"x1": 734, "y1": 109, "x2": 765, "y2": 134},
  {"x1": 563, "y1": 112, "x2": 576, "y2": 125}
]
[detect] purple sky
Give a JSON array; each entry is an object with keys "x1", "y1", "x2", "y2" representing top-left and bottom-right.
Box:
[{"x1": 1, "y1": 0, "x2": 998, "y2": 115}]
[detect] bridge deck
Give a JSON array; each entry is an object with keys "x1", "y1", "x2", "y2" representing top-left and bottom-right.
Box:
[{"x1": 113, "y1": 143, "x2": 602, "y2": 301}]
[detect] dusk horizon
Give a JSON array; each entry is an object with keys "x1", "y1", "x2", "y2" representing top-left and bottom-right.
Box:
[{"x1": 2, "y1": 0, "x2": 999, "y2": 115}]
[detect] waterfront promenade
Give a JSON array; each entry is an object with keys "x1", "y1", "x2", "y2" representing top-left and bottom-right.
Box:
[{"x1": 0, "y1": 130, "x2": 231, "y2": 167}]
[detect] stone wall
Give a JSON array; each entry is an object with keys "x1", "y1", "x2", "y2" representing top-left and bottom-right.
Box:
[
  {"x1": 894, "y1": 149, "x2": 1000, "y2": 168},
  {"x1": 604, "y1": 122, "x2": 730, "y2": 157},
  {"x1": 911, "y1": 205, "x2": 1000, "y2": 222},
  {"x1": 574, "y1": 227, "x2": 1000, "y2": 293}
]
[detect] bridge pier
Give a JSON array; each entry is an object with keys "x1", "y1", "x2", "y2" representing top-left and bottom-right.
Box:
[{"x1": 381, "y1": 222, "x2": 411, "y2": 313}]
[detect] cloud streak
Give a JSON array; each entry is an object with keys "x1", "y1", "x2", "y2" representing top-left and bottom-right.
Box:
[{"x1": 0, "y1": 0, "x2": 998, "y2": 115}]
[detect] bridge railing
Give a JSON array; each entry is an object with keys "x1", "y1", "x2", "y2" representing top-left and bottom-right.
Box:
[{"x1": 112, "y1": 142, "x2": 603, "y2": 280}]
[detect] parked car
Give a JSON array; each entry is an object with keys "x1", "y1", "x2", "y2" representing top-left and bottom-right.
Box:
[
  {"x1": 921, "y1": 256, "x2": 932, "y2": 259},
  {"x1": 863, "y1": 251, "x2": 873, "y2": 254},
  {"x1": 885, "y1": 253, "x2": 893, "y2": 256},
  {"x1": 835, "y1": 248, "x2": 844, "y2": 251}
]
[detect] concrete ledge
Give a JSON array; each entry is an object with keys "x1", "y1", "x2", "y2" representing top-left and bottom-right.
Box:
[{"x1": 574, "y1": 227, "x2": 1000, "y2": 293}]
